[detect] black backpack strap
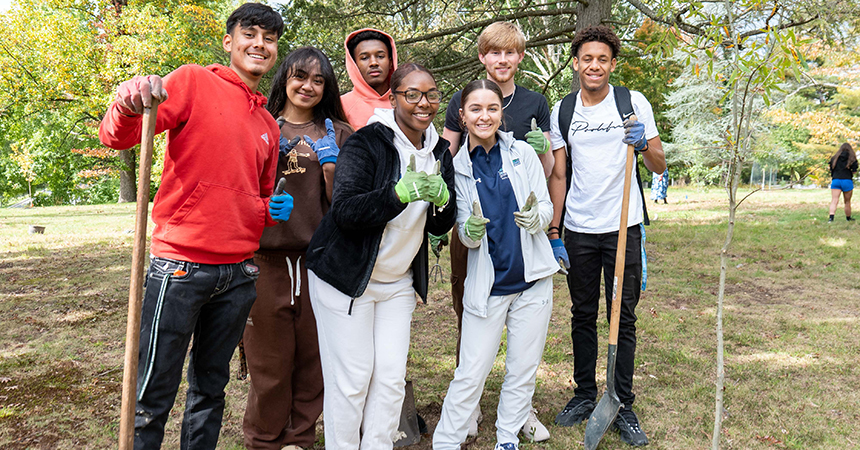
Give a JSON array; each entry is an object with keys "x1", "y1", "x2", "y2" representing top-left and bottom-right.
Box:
[
  {"x1": 613, "y1": 86, "x2": 650, "y2": 225},
  {"x1": 557, "y1": 92, "x2": 577, "y2": 228},
  {"x1": 559, "y1": 92, "x2": 577, "y2": 150}
]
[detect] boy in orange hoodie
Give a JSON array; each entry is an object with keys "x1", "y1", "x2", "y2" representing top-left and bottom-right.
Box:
[{"x1": 340, "y1": 28, "x2": 399, "y2": 130}]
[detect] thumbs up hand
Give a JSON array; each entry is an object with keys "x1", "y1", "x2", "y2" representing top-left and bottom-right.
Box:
[{"x1": 464, "y1": 200, "x2": 491, "y2": 241}]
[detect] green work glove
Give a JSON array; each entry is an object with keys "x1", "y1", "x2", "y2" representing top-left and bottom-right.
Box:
[
  {"x1": 464, "y1": 200, "x2": 490, "y2": 241},
  {"x1": 429, "y1": 232, "x2": 449, "y2": 258},
  {"x1": 513, "y1": 191, "x2": 541, "y2": 234},
  {"x1": 525, "y1": 118, "x2": 549, "y2": 155},
  {"x1": 420, "y1": 160, "x2": 450, "y2": 207},
  {"x1": 394, "y1": 154, "x2": 429, "y2": 204}
]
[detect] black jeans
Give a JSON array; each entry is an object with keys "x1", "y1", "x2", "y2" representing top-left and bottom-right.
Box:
[
  {"x1": 134, "y1": 256, "x2": 259, "y2": 450},
  {"x1": 564, "y1": 225, "x2": 641, "y2": 406}
]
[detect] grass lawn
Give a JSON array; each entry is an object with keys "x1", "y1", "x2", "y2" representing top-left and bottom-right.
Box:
[{"x1": 1, "y1": 187, "x2": 858, "y2": 449}]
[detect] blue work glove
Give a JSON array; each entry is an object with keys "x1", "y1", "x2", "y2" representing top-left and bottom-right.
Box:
[
  {"x1": 268, "y1": 178, "x2": 294, "y2": 222},
  {"x1": 623, "y1": 117, "x2": 648, "y2": 152},
  {"x1": 304, "y1": 118, "x2": 340, "y2": 165},
  {"x1": 279, "y1": 135, "x2": 301, "y2": 156},
  {"x1": 550, "y1": 238, "x2": 570, "y2": 273}
]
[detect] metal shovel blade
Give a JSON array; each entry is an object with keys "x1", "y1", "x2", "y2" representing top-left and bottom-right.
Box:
[
  {"x1": 583, "y1": 344, "x2": 623, "y2": 450},
  {"x1": 393, "y1": 380, "x2": 421, "y2": 447}
]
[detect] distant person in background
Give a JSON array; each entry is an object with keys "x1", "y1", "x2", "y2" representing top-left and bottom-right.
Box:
[
  {"x1": 650, "y1": 169, "x2": 668, "y2": 204},
  {"x1": 828, "y1": 142, "x2": 858, "y2": 223}
]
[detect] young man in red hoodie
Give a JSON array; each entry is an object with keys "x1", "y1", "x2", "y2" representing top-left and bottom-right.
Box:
[
  {"x1": 98, "y1": 3, "x2": 292, "y2": 448},
  {"x1": 340, "y1": 28, "x2": 398, "y2": 130}
]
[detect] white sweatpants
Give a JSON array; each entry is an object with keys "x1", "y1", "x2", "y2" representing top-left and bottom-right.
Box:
[
  {"x1": 308, "y1": 271, "x2": 416, "y2": 450},
  {"x1": 433, "y1": 276, "x2": 553, "y2": 449}
]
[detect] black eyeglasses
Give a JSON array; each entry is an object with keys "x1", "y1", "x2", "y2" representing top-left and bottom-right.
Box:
[{"x1": 393, "y1": 89, "x2": 443, "y2": 104}]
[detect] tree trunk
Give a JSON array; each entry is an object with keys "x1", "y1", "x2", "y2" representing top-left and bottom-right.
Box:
[
  {"x1": 571, "y1": 0, "x2": 613, "y2": 92},
  {"x1": 713, "y1": 163, "x2": 739, "y2": 450},
  {"x1": 118, "y1": 149, "x2": 136, "y2": 203}
]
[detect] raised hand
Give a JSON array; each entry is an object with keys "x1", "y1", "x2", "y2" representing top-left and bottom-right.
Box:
[
  {"x1": 525, "y1": 118, "x2": 549, "y2": 155},
  {"x1": 305, "y1": 118, "x2": 340, "y2": 165},
  {"x1": 513, "y1": 191, "x2": 541, "y2": 234},
  {"x1": 464, "y1": 200, "x2": 491, "y2": 241},
  {"x1": 268, "y1": 178, "x2": 294, "y2": 222},
  {"x1": 394, "y1": 154, "x2": 429, "y2": 203},
  {"x1": 420, "y1": 159, "x2": 450, "y2": 207}
]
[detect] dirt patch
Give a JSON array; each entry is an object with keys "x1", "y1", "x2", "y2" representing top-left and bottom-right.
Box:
[{"x1": 0, "y1": 359, "x2": 120, "y2": 449}]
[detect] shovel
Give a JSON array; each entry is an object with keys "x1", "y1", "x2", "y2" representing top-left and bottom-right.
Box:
[
  {"x1": 119, "y1": 101, "x2": 159, "y2": 450},
  {"x1": 583, "y1": 142, "x2": 636, "y2": 450}
]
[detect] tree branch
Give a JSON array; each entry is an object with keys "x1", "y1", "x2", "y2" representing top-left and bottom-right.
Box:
[
  {"x1": 541, "y1": 47, "x2": 576, "y2": 96},
  {"x1": 738, "y1": 14, "x2": 819, "y2": 38},
  {"x1": 623, "y1": 0, "x2": 705, "y2": 36},
  {"x1": 735, "y1": 186, "x2": 761, "y2": 208},
  {"x1": 398, "y1": 7, "x2": 579, "y2": 45}
]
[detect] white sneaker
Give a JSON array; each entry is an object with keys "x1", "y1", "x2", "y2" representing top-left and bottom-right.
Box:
[
  {"x1": 521, "y1": 408, "x2": 550, "y2": 442},
  {"x1": 467, "y1": 405, "x2": 483, "y2": 437},
  {"x1": 493, "y1": 443, "x2": 518, "y2": 450}
]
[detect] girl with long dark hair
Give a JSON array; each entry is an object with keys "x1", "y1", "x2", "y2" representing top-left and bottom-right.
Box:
[{"x1": 243, "y1": 46, "x2": 352, "y2": 450}]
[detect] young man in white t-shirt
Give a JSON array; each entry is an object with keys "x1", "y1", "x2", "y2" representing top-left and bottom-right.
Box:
[{"x1": 546, "y1": 25, "x2": 666, "y2": 447}]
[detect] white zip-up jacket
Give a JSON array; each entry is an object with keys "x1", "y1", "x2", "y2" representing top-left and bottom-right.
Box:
[{"x1": 453, "y1": 131, "x2": 558, "y2": 317}]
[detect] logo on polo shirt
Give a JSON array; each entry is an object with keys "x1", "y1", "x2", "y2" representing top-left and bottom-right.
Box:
[{"x1": 261, "y1": 133, "x2": 269, "y2": 144}]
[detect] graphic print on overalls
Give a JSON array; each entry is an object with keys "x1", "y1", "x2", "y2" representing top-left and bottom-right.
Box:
[{"x1": 283, "y1": 139, "x2": 313, "y2": 175}]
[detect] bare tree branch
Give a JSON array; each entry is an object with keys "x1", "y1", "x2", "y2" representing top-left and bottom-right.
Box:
[
  {"x1": 623, "y1": 0, "x2": 705, "y2": 35},
  {"x1": 398, "y1": 7, "x2": 579, "y2": 45},
  {"x1": 738, "y1": 14, "x2": 819, "y2": 38}
]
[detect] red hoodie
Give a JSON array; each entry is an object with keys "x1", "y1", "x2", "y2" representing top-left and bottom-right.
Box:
[
  {"x1": 340, "y1": 29, "x2": 399, "y2": 130},
  {"x1": 99, "y1": 64, "x2": 279, "y2": 264}
]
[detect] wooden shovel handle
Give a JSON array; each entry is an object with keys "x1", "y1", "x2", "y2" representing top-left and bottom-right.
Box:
[
  {"x1": 119, "y1": 103, "x2": 159, "y2": 450},
  {"x1": 608, "y1": 143, "x2": 636, "y2": 347}
]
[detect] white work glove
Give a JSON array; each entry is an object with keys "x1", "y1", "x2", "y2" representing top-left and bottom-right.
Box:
[{"x1": 513, "y1": 191, "x2": 541, "y2": 234}]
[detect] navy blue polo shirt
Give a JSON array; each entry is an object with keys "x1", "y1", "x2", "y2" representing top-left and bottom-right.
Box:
[{"x1": 470, "y1": 142, "x2": 535, "y2": 296}]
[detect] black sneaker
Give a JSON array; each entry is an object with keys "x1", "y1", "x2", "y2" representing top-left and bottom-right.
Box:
[
  {"x1": 848, "y1": 216, "x2": 856, "y2": 221},
  {"x1": 612, "y1": 408, "x2": 649, "y2": 446},
  {"x1": 554, "y1": 397, "x2": 594, "y2": 426}
]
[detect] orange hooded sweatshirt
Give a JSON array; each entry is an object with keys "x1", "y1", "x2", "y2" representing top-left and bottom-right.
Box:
[{"x1": 340, "y1": 28, "x2": 398, "y2": 130}]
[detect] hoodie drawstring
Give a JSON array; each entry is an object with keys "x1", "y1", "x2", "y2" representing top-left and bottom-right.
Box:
[
  {"x1": 249, "y1": 95, "x2": 266, "y2": 113},
  {"x1": 285, "y1": 255, "x2": 303, "y2": 306}
]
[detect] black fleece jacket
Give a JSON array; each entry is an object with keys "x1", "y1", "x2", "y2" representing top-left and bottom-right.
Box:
[{"x1": 306, "y1": 122, "x2": 456, "y2": 302}]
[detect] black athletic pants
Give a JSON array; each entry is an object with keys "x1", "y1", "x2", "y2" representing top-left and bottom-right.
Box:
[{"x1": 564, "y1": 225, "x2": 641, "y2": 406}]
